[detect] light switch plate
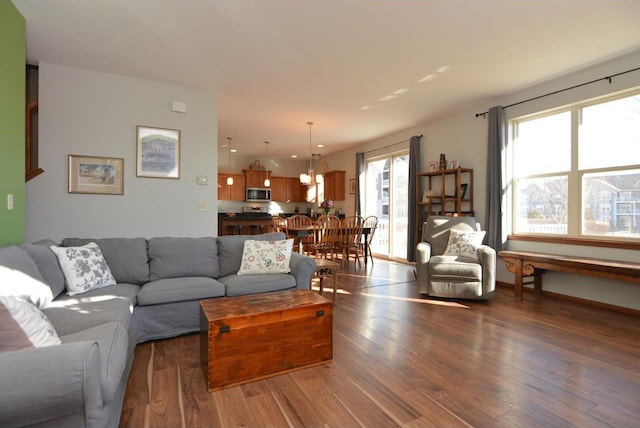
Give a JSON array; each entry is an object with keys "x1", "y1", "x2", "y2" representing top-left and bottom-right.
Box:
[{"x1": 197, "y1": 176, "x2": 209, "y2": 185}]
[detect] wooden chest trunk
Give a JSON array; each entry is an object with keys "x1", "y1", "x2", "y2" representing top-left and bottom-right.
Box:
[{"x1": 200, "y1": 290, "x2": 332, "y2": 391}]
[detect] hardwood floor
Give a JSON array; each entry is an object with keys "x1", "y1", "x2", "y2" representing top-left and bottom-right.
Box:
[{"x1": 120, "y1": 259, "x2": 640, "y2": 428}]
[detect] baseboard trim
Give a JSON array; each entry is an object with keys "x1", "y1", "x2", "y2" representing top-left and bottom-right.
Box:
[{"x1": 496, "y1": 281, "x2": 640, "y2": 317}]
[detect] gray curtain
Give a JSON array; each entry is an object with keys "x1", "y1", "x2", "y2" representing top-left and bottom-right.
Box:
[
  {"x1": 485, "y1": 106, "x2": 506, "y2": 250},
  {"x1": 407, "y1": 135, "x2": 421, "y2": 262},
  {"x1": 355, "y1": 152, "x2": 364, "y2": 216}
]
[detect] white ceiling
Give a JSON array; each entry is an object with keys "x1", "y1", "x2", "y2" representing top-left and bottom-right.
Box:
[{"x1": 13, "y1": 0, "x2": 640, "y2": 161}]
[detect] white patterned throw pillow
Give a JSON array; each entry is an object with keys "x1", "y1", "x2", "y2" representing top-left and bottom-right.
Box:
[
  {"x1": 443, "y1": 229, "x2": 486, "y2": 261},
  {"x1": 50, "y1": 242, "x2": 116, "y2": 296},
  {"x1": 0, "y1": 296, "x2": 61, "y2": 351},
  {"x1": 237, "y1": 239, "x2": 294, "y2": 275}
]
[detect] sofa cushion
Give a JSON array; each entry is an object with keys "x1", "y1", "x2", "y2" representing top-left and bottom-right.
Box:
[
  {"x1": 20, "y1": 241, "x2": 66, "y2": 298},
  {"x1": 147, "y1": 237, "x2": 219, "y2": 280},
  {"x1": 60, "y1": 321, "x2": 128, "y2": 403},
  {"x1": 217, "y1": 232, "x2": 286, "y2": 278},
  {"x1": 137, "y1": 277, "x2": 225, "y2": 306},
  {"x1": 0, "y1": 296, "x2": 61, "y2": 351},
  {"x1": 0, "y1": 246, "x2": 53, "y2": 308},
  {"x1": 238, "y1": 238, "x2": 294, "y2": 275},
  {"x1": 218, "y1": 273, "x2": 296, "y2": 296},
  {"x1": 43, "y1": 284, "x2": 138, "y2": 336},
  {"x1": 62, "y1": 237, "x2": 150, "y2": 285},
  {"x1": 429, "y1": 255, "x2": 482, "y2": 281},
  {"x1": 50, "y1": 243, "x2": 117, "y2": 296}
]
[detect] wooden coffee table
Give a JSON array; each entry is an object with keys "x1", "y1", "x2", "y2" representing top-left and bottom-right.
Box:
[{"x1": 199, "y1": 290, "x2": 332, "y2": 391}]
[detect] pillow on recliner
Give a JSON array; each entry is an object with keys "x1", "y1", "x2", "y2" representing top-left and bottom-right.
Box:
[{"x1": 443, "y1": 229, "x2": 485, "y2": 261}]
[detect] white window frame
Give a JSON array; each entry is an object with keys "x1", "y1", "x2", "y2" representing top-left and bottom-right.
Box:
[{"x1": 509, "y1": 87, "x2": 640, "y2": 243}]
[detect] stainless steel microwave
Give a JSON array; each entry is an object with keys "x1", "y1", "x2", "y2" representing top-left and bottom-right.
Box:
[{"x1": 245, "y1": 187, "x2": 271, "y2": 202}]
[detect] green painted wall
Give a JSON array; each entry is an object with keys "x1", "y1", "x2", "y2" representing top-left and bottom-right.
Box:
[{"x1": 0, "y1": 0, "x2": 26, "y2": 246}]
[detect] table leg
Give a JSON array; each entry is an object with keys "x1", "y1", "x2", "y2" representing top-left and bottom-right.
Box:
[
  {"x1": 513, "y1": 259, "x2": 523, "y2": 301},
  {"x1": 331, "y1": 270, "x2": 337, "y2": 302},
  {"x1": 503, "y1": 257, "x2": 524, "y2": 301},
  {"x1": 534, "y1": 270, "x2": 543, "y2": 295}
]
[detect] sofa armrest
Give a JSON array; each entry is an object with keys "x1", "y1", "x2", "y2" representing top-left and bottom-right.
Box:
[
  {"x1": 289, "y1": 252, "x2": 316, "y2": 289},
  {"x1": 477, "y1": 245, "x2": 497, "y2": 296},
  {"x1": 415, "y1": 242, "x2": 432, "y2": 294},
  {"x1": 0, "y1": 341, "x2": 104, "y2": 428}
]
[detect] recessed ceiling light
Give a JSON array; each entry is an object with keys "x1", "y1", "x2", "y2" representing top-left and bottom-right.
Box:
[
  {"x1": 437, "y1": 65, "x2": 451, "y2": 73},
  {"x1": 317, "y1": 144, "x2": 324, "y2": 148},
  {"x1": 418, "y1": 74, "x2": 435, "y2": 82},
  {"x1": 394, "y1": 88, "x2": 409, "y2": 95},
  {"x1": 230, "y1": 149, "x2": 237, "y2": 153},
  {"x1": 378, "y1": 95, "x2": 397, "y2": 102},
  {"x1": 291, "y1": 155, "x2": 298, "y2": 158},
  {"x1": 362, "y1": 105, "x2": 371, "y2": 110}
]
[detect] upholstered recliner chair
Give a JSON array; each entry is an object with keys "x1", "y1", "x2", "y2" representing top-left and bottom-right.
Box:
[{"x1": 416, "y1": 216, "x2": 496, "y2": 299}]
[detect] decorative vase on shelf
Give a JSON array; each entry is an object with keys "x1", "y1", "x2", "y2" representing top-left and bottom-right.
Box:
[{"x1": 439, "y1": 153, "x2": 447, "y2": 171}]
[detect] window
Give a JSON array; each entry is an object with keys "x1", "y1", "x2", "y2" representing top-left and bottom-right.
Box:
[{"x1": 511, "y1": 89, "x2": 640, "y2": 240}]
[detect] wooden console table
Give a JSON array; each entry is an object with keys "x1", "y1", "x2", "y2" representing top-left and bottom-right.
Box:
[{"x1": 498, "y1": 250, "x2": 640, "y2": 301}]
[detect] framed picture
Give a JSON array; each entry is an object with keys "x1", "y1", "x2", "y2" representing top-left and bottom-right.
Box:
[
  {"x1": 349, "y1": 178, "x2": 356, "y2": 194},
  {"x1": 68, "y1": 155, "x2": 124, "y2": 195},
  {"x1": 428, "y1": 161, "x2": 438, "y2": 172},
  {"x1": 450, "y1": 160, "x2": 459, "y2": 169},
  {"x1": 136, "y1": 126, "x2": 181, "y2": 179}
]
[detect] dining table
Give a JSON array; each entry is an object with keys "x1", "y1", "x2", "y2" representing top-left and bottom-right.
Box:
[{"x1": 286, "y1": 224, "x2": 372, "y2": 261}]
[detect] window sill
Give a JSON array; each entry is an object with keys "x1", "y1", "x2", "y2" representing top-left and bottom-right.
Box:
[{"x1": 507, "y1": 234, "x2": 640, "y2": 251}]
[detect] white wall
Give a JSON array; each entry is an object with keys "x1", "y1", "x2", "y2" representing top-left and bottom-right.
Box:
[
  {"x1": 321, "y1": 50, "x2": 640, "y2": 310},
  {"x1": 26, "y1": 63, "x2": 218, "y2": 241}
]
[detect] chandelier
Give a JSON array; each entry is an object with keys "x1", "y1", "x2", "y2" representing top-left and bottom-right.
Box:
[{"x1": 299, "y1": 121, "x2": 323, "y2": 185}]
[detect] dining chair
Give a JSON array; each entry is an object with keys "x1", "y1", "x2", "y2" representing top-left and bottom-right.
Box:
[
  {"x1": 307, "y1": 215, "x2": 341, "y2": 262},
  {"x1": 362, "y1": 215, "x2": 378, "y2": 265},
  {"x1": 286, "y1": 214, "x2": 314, "y2": 253},
  {"x1": 341, "y1": 215, "x2": 364, "y2": 266},
  {"x1": 272, "y1": 216, "x2": 288, "y2": 235}
]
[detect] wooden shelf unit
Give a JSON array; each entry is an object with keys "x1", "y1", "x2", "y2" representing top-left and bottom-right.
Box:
[{"x1": 416, "y1": 168, "x2": 474, "y2": 241}]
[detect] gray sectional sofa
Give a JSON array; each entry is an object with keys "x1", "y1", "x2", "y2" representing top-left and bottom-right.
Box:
[{"x1": 0, "y1": 232, "x2": 315, "y2": 428}]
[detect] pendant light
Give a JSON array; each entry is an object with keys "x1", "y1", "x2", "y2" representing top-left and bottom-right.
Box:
[
  {"x1": 300, "y1": 121, "x2": 323, "y2": 185},
  {"x1": 263, "y1": 141, "x2": 271, "y2": 187},
  {"x1": 226, "y1": 137, "x2": 234, "y2": 185}
]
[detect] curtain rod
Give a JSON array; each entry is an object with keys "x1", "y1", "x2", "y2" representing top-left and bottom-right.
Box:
[
  {"x1": 363, "y1": 134, "x2": 422, "y2": 154},
  {"x1": 475, "y1": 66, "x2": 640, "y2": 118}
]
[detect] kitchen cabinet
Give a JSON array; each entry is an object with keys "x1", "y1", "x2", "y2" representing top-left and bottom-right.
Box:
[
  {"x1": 323, "y1": 170, "x2": 345, "y2": 201},
  {"x1": 217, "y1": 174, "x2": 245, "y2": 201},
  {"x1": 270, "y1": 177, "x2": 286, "y2": 201},
  {"x1": 269, "y1": 177, "x2": 306, "y2": 202},
  {"x1": 244, "y1": 169, "x2": 270, "y2": 187},
  {"x1": 285, "y1": 177, "x2": 306, "y2": 202}
]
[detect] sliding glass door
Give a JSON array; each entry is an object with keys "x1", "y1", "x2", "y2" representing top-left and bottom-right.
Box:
[{"x1": 365, "y1": 152, "x2": 410, "y2": 261}]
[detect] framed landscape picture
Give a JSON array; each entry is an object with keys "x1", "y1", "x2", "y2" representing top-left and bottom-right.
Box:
[
  {"x1": 68, "y1": 155, "x2": 124, "y2": 195},
  {"x1": 136, "y1": 126, "x2": 181, "y2": 179}
]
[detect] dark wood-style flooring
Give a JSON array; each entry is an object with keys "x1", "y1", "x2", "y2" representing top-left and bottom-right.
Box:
[{"x1": 120, "y1": 258, "x2": 640, "y2": 428}]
